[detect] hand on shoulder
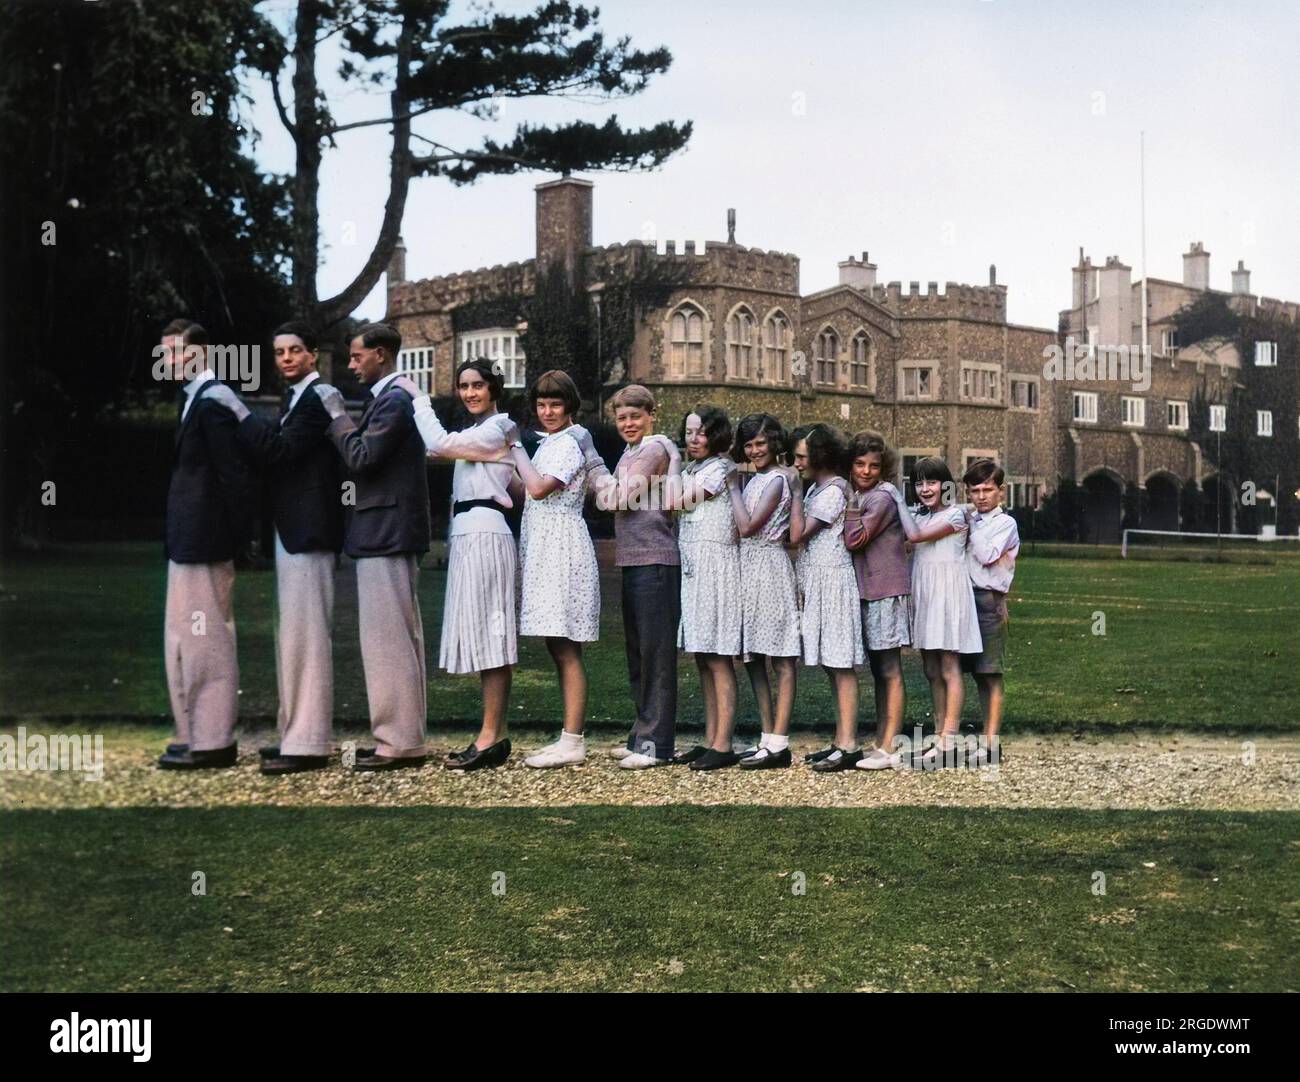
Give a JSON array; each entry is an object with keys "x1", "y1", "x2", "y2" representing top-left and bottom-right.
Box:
[{"x1": 313, "y1": 382, "x2": 347, "y2": 419}]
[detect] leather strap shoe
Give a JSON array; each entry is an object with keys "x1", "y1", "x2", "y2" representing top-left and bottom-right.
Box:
[
  {"x1": 157, "y1": 744, "x2": 238, "y2": 770},
  {"x1": 353, "y1": 753, "x2": 427, "y2": 773},
  {"x1": 444, "y1": 739, "x2": 511, "y2": 772},
  {"x1": 260, "y1": 754, "x2": 329, "y2": 776}
]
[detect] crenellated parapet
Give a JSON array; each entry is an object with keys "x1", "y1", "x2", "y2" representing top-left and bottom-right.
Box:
[{"x1": 868, "y1": 280, "x2": 1008, "y2": 321}]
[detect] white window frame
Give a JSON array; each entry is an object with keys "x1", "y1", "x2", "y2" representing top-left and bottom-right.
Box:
[
  {"x1": 1121, "y1": 395, "x2": 1146, "y2": 427},
  {"x1": 1166, "y1": 399, "x2": 1188, "y2": 431},
  {"x1": 1209, "y1": 403, "x2": 1227, "y2": 432},
  {"x1": 459, "y1": 328, "x2": 526, "y2": 388},
  {"x1": 1254, "y1": 341, "x2": 1277, "y2": 367},
  {"x1": 1257, "y1": 409, "x2": 1273, "y2": 437},
  {"x1": 1072, "y1": 390, "x2": 1098, "y2": 424},
  {"x1": 814, "y1": 327, "x2": 839, "y2": 385},
  {"x1": 396, "y1": 347, "x2": 436, "y2": 394},
  {"x1": 960, "y1": 363, "x2": 1002, "y2": 404},
  {"x1": 1161, "y1": 328, "x2": 1179, "y2": 355}
]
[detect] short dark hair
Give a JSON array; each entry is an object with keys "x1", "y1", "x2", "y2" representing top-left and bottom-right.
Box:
[
  {"x1": 962, "y1": 457, "x2": 1004, "y2": 487},
  {"x1": 912, "y1": 456, "x2": 954, "y2": 486},
  {"x1": 849, "y1": 429, "x2": 897, "y2": 478},
  {"x1": 355, "y1": 322, "x2": 402, "y2": 358},
  {"x1": 272, "y1": 320, "x2": 319, "y2": 353},
  {"x1": 529, "y1": 369, "x2": 581, "y2": 417},
  {"x1": 731, "y1": 412, "x2": 789, "y2": 464},
  {"x1": 455, "y1": 358, "x2": 504, "y2": 401},
  {"x1": 161, "y1": 319, "x2": 207, "y2": 346},
  {"x1": 803, "y1": 424, "x2": 848, "y2": 476},
  {"x1": 680, "y1": 404, "x2": 733, "y2": 456}
]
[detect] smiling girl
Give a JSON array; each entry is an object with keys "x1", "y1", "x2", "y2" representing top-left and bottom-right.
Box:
[
  {"x1": 879, "y1": 457, "x2": 981, "y2": 768},
  {"x1": 404, "y1": 360, "x2": 521, "y2": 772},
  {"x1": 725, "y1": 413, "x2": 800, "y2": 769},
  {"x1": 663, "y1": 405, "x2": 742, "y2": 771}
]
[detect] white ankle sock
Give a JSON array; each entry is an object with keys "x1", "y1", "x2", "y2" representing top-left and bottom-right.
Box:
[
  {"x1": 559, "y1": 731, "x2": 584, "y2": 748},
  {"x1": 768, "y1": 734, "x2": 789, "y2": 752},
  {"x1": 758, "y1": 732, "x2": 774, "y2": 750}
]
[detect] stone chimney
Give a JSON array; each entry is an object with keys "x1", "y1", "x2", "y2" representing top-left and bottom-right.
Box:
[
  {"x1": 535, "y1": 176, "x2": 593, "y2": 282},
  {"x1": 1071, "y1": 248, "x2": 1094, "y2": 312},
  {"x1": 387, "y1": 235, "x2": 407, "y2": 284},
  {"x1": 727, "y1": 208, "x2": 736, "y2": 245},
  {"x1": 989, "y1": 264, "x2": 997, "y2": 286},
  {"x1": 1232, "y1": 259, "x2": 1251, "y2": 295},
  {"x1": 1182, "y1": 241, "x2": 1210, "y2": 291},
  {"x1": 1097, "y1": 255, "x2": 1134, "y2": 348},
  {"x1": 838, "y1": 251, "x2": 877, "y2": 290}
]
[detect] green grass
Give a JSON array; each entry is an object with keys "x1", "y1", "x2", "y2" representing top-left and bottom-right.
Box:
[
  {"x1": 2, "y1": 805, "x2": 1295, "y2": 991},
  {"x1": 1, "y1": 542, "x2": 1296, "y2": 730}
]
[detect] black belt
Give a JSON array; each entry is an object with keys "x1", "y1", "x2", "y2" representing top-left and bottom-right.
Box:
[{"x1": 453, "y1": 498, "x2": 505, "y2": 517}]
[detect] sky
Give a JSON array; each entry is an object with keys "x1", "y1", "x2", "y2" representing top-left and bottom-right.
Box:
[{"x1": 246, "y1": 0, "x2": 1300, "y2": 331}]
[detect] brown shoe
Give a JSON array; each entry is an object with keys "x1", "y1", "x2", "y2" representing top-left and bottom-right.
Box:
[
  {"x1": 353, "y1": 754, "x2": 427, "y2": 773},
  {"x1": 260, "y1": 754, "x2": 329, "y2": 776}
]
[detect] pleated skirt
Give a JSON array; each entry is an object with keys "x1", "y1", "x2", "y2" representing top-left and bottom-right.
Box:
[
  {"x1": 439, "y1": 532, "x2": 519, "y2": 674},
  {"x1": 796, "y1": 558, "x2": 865, "y2": 669}
]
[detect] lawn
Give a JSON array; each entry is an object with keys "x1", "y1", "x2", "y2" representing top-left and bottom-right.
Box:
[
  {"x1": 2, "y1": 804, "x2": 1295, "y2": 992},
  {"x1": 1, "y1": 542, "x2": 1296, "y2": 730}
]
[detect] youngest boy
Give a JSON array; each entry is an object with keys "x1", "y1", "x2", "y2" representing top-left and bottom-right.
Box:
[{"x1": 960, "y1": 459, "x2": 1020, "y2": 767}]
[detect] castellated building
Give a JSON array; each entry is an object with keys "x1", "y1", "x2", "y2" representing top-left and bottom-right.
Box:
[
  {"x1": 386, "y1": 176, "x2": 1297, "y2": 540},
  {"x1": 1059, "y1": 242, "x2": 1299, "y2": 540}
]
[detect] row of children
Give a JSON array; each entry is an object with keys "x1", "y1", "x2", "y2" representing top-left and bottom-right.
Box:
[{"x1": 474, "y1": 375, "x2": 1021, "y2": 773}]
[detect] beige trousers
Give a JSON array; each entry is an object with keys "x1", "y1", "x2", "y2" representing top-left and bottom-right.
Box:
[
  {"x1": 356, "y1": 554, "x2": 428, "y2": 757},
  {"x1": 164, "y1": 560, "x2": 238, "y2": 751},
  {"x1": 274, "y1": 532, "x2": 336, "y2": 756}
]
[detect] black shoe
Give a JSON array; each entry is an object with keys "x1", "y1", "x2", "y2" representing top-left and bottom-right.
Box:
[
  {"x1": 810, "y1": 747, "x2": 863, "y2": 773},
  {"x1": 738, "y1": 746, "x2": 792, "y2": 770},
  {"x1": 258, "y1": 745, "x2": 280, "y2": 760},
  {"x1": 165, "y1": 742, "x2": 189, "y2": 756},
  {"x1": 689, "y1": 748, "x2": 740, "y2": 771},
  {"x1": 353, "y1": 754, "x2": 427, "y2": 773},
  {"x1": 444, "y1": 739, "x2": 511, "y2": 772},
  {"x1": 445, "y1": 743, "x2": 477, "y2": 764},
  {"x1": 157, "y1": 744, "x2": 238, "y2": 770},
  {"x1": 670, "y1": 744, "x2": 708, "y2": 765},
  {"x1": 260, "y1": 754, "x2": 329, "y2": 776},
  {"x1": 737, "y1": 744, "x2": 762, "y2": 759},
  {"x1": 803, "y1": 744, "x2": 836, "y2": 763}
]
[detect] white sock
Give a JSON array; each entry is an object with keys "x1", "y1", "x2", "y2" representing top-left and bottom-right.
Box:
[
  {"x1": 768, "y1": 734, "x2": 789, "y2": 752},
  {"x1": 759, "y1": 732, "x2": 775, "y2": 750},
  {"x1": 559, "y1": 731, "x2": 584, "y2": 748}
]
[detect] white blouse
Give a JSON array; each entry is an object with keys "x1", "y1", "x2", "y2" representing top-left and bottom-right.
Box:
[{"x1": 412, "y1": 397, "x2": 515, "y2": 537}]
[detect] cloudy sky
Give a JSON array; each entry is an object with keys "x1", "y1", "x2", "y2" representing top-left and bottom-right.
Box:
[{"x1": 248, "y1": 0, "x2": 1300, "y2": 330}]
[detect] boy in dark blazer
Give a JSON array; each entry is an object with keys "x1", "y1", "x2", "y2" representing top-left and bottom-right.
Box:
[
  {"x1": 316, "y1": 323, "x2": 431, "y2": 771},
  {"x1": 157, "y1": 319, "x2": 253, "y2": 770},
  {"x1": 207, "y1": 321, "x2": 344, "y2": 775}
]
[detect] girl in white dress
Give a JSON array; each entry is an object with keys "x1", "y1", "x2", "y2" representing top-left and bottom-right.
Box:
[
  {"x1": 725, "y1": 413, "x2": 800, "y2": 770},
  {"x1": 663, "y1": 406, "x2": 742, "y2": 771},
  {"x1": 407, "y1": 360, "x2": 521, "y2": 772},
  {"x1": 789, "y1": 424, "x2": 866, "y2": 773},
  {"x1": 507, "y1": 370, "x2": 603, "y2": 769},
  {"x1": 879, "y1": 456, "x2": 980, "y2": 768}
]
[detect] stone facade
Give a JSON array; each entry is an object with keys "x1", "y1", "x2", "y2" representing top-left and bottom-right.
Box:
[{"x1": 386, "y1": 179, "x2": 1298, "y2": 537}]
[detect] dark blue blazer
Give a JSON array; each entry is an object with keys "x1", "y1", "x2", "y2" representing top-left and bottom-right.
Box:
[
  {"x1": 327, "y1": 383, "x2": 431, "y2": 559},
  {"x1": 165, "y1": 381, "x2": 254, "y2": 563},
  {"x1": 237, "y1": 385, "x2": 344, "y2": 555}
]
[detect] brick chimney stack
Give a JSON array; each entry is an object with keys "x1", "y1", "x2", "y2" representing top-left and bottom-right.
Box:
[
  {"x1": 387, "y1": 235, "x2": 407, "y2": 284},
  {"x1": 1182, "y1": 241, "x2": 1210, "y2": 291},
  {"x1": 535, "y1": 176, "x2": 593, "y2": 283}
]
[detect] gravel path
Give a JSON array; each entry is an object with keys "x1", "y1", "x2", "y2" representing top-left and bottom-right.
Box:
[{"x1": 3, "y1": 730, "x2": 1297, "y2": 812}]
